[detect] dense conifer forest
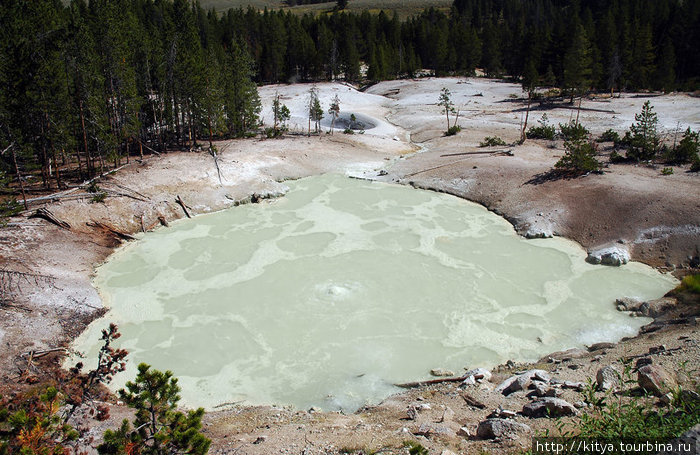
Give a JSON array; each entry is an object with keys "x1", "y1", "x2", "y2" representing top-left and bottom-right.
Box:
[{"x1": 1, "y1": 0, "x2": 699, "y2": 198}]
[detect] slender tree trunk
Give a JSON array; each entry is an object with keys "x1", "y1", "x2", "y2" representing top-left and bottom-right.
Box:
[
  {"x1": 575, "y1": 95, "x2": 583, "y2": 126},
  {"x1": 79, "y1": 100, "x2": 92, "y2": 177},
  {"x1": 11, "y1": 147, "x2": 28, "y2": 210},
  {"x1": 521, "y1": 92, "x2": 532, "y2": 143}
]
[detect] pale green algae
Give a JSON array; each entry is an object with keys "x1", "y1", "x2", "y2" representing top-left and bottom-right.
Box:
[{"x1": 71, "y1": 174, "x2": 677, "y2": 412}]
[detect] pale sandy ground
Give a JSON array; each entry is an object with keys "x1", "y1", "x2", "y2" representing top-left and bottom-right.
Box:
[{"x1": 0, "y1": 78, "x2": 698, "y2": 455}]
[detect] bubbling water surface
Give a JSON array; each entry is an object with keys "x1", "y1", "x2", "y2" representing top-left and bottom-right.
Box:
[{"x1": 72, "y1": 175, "x2": 676, "y2": 411}]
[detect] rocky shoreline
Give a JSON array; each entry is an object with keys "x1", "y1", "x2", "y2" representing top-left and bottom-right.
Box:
[{"x1": 1, "y1": 79, "x2": 698, "y2": 454}]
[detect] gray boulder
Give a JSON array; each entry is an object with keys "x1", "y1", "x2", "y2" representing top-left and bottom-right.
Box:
[
  {"x1": 476, "y1": 418, "x2": 532, "y2": 440},
  {"x1": 596, "y1": 365, "x2": 620, "y2": 392},
  {"x1": 495, "y1": 370, "x2": 551, "y2": 396},
  {"x1": 522, "y1": 397, "x2": 579, "y2": 418},
  {"x1": 638, "y1": 365, "x2": 677, "y2": 396},
  {"x1": 656, "y1": 424, "x2": 700, "y2": 455},
  {"x1": 616, "y1": 297, "x2": 644, "y2": 312},
  {"x1": 639, "y1": 297, "x2": 676, "y2": 317}
]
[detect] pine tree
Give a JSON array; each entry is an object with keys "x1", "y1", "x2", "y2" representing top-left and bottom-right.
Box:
[
  {"x1": 562, "y1": 24, "x2": 593, "y2": 103},
  {"x1": 98, "y1": 363, "x2": 210, "y2": 455},
  {"x1": 627, "y1": 101, "x2": 660, "y2": 162},
  {"x1": 328, "y1": 94, "x2": 340, "y2": 134}
]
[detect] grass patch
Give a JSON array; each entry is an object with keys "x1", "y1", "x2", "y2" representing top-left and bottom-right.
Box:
[{"x1": 480, "y1": 136, "x2": 506, "y2": 147}]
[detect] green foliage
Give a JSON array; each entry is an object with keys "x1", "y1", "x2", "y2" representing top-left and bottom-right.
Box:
[
  {"x1": 661, "y1": 167, "x2": 674, "y2": 175},
  {"x1": 527, "y1": 114, "x2": 556, "y2": 140},
  {"x1": 438, "y1": 87, "x2": 457, "y2": 133},
  {"x1": 480, "y1": 136, "x2": 506, "y2": 147},
  {"x1": 675, "y1": 274, "x2": 700, "y2": 294},
  {"x1": 445, "y1": 125, "x2": 462, "y2": 136},
  {"x1": 0, "y1": 387, "x2": 80, "y2": 455},
  {"x1": 555, "y1": 138, "x2": 601, "y2": 174},
  {"x1": 598, "y1": 129, "x2": 621, "y2": 143},
  {"x1": 626, "y1": 101, "x2": 660, "y2": 161},
  {"x1": 666, "y1": 128, "x2": 700, "y2": 164},
  {"x1": 98, "y1": 363, "x2": 210, "y2": 455},
  {"x1": 558, "y1": 122, "x2": 590, "y2": 141},
  {"x1": 691, "y1": 159, "x2": 700, "y2": 172},
  {"x1": 403, "y1": 441, "x2": 428, "y2": 455}
]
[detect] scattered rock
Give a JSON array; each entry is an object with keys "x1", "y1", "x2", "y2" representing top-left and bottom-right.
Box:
[
  {"x1": 616, "y1": 297, "x2": 644, "y2": 312},
  {"x1": 596, "y1": 365, "x2": 621, "y2": 392},
  {"x1": 460, "y1": 376, "x2": 477, "y2": 387},
  {"x1": 416, "y1": 423, "x2": 454, "y2": 437},
  {"x1": 588, "y1": 342, "x2": 616, "y2": 352},
  {"x1": 545, "y1": 388, "x2": 562, "y2": 398},
  {"x1": 528, "y1": 382, "x2": 549, "y2": 398},
  {"x1": 308, "y1": 407, "x2": 322, "y2": 414},
  {"x1": 463, "y1": 367, "x2": 492, "y2": 382},
  {"x1": 496, "y1": 370, "x2": 550, "y2": 395},
  {"x1": 562, "y1": 381, "x2": 585, "y2": 391},
  {"x1": 430, "y1": 368, "x2": 455, "y2": 377},
  {"x1": 649, "y1": 345, "x2": 667, "y2": 354},
  {"x1": 456, "y1": 426, "x2": 471, "y2": 438},
  {"x1": 522, "y1": 397, "x2": 578, "y2": 418},
  {"x1": 586, "y1": 246, "x2": 630, "y2": 266},
  {"x1": 574, "y1": 401, "x2": 589, "y2": 409},
  {"x1": 438, "y1": 406, "x2": 455, "y2": 423},
  {"x1": 476, "y1": 418, "x2": 532, "y2": 440},
  {"x1": 639, "y1": 298, "x2": 676, "y2": 317},
  {"x1": 487, "y1": 407, "x2": 518, "y2": 419},
  {"x1": 253, "y1": 436, "x2": 267, "y2": 444},
  {"x1": 538, "y1": 348, "x2": 588, "y2": 363},
  {"x1": 637, "y1": 365, "x2": 677, "y2": 396}
]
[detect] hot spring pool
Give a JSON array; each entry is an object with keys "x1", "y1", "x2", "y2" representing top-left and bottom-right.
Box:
[{"x1": 71, "y1": 174, "x2": 676, "y2": 411}]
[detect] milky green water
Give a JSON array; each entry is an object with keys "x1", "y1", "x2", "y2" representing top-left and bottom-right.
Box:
[{"x1": 72, "y1": 174, "x2": 676, "y2": 412}]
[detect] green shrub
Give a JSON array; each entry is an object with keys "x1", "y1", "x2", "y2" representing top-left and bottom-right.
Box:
[
  {"x1": 666, "y1": 128, "x2": 700, "y2": 164},
  {"x1": 559, "y1": 122, "x2": 590, "y2": 141},
  {"x1": 555, "y1": 138, "x2": 601, "y2": 174},
  {"x1": 343, "y1": 128, "x2": 355, "y2": 135},
  {"x1": 445, "y1": 125, "x2": 461, "y2": 136},
  {"x1": 609, "y1": 150, "x2": 627, "y2": 163},
  {"x1": 598, "y1": 129, "x2": 621, "y2": 143},
  {"x1": 527, "y1": 114, "x2": 556, "y2": 140},
  {"x1": 661, "y1": 167, "x2": 674, "y2": 175},
  {"x1": 91, "y1": 191, "x2": 107, "y2": 203},
  {"x1": 691, "y1": 158, "x2": 700, "y2": 172},
  {"x1": 676, "y1": 274, "x2": 700, "y2": 294},
  {"x1": 480, "y1": 136, "x2": 507, "y2": 147}
]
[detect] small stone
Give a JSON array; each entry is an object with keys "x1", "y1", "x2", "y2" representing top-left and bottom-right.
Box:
[
  {"x1": 615, "y1": 297, "x2": 644, "y2": 312},
  {"x1": 522, "y1": 397, "x2": 579, "y2": 418},
  {"x1": 660, "y1": 393, "x2": 673, "y2": 405},
  {"x1": 538, "y1": 348, "x2": 587, "y2": 363},
  {"x1": 464, "y1": 367, "x2": 492, "y2": 382},
  {"x1": 496, "y1": 370, "x2": 550, "y2": 395},
  {"x1": 563, "y1": 381, "x2": 585, "y2": 391},
  {"x1": 567, "y1": 364, "x2": 581, "y2": 371},
  {"x1": 544, "y1": 388, "x2": 562, "y2": 398},
  {"x1": 460, "y1": 375, "x2": 477, "y2": 387},
  {"x1": 438, "y1": 406, "x2": 455, "y2": 423},
  {"x1": 638, "y1": 365, "x2": 677, "y2": 396},
  {"x1": 649, "y1": 345, "x2": 667, "y2": 354},
  {"x1": 574, "y1": 401, "x2": 589, "y2": 409},
  {"x1": 596, "y1": 365, "x2": 620, "y2": 392},
  {"x1": 528, "y1": 382, "x2": 549, "y2": 398},
  {"x1": 431, "y1": 368, "x2": 455, "y2": 377},
  {"x1": 253, "y1": 436, "x2": 267, "y2": 444},
  {"x1": 457, "y1": 426, "x2": 471, "y2": 437},
  {"x1": 308, "y1": 406, "x2": 322, "y2": 414},
  {"x1": 476, "y1": 418, "x2": 532, "y2": 440},
  {"x1": 416, "y1": 423, "x2": 453, "y2": 437},
  {"x1": 588, "y1": 342, "x2": 616, "y2": 352}
]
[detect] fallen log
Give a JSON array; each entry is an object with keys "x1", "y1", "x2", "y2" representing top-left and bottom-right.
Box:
[
  {"x1": 20, "y1": 347, "x2": 66, "y2": 359},
  {"x1": 395, "y1": 374, "x2": 469, "y2": 389},
  {"x1": 29, "y1": 208, "x2": 71, "y2": 230},
  {"x1": 87, "y1": 220, "x2": 135, "y2": 241},
  {"x1": 176, "y1": 195, "x2": 191, "y2": 218},
  {"x1": 441, "y1": 149, "x2": 513, "y2": 157}
]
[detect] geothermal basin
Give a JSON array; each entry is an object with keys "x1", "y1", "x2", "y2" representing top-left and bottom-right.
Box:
[{"x1": 72, "y1": 175, "x2": 676, "y2": 412}]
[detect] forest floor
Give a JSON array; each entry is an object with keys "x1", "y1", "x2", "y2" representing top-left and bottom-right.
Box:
[{"x1": 0, "y1": 77, "x2": 699, "y2": 454}]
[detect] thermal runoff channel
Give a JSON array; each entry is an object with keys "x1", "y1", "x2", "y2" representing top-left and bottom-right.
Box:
[{"x1": 73, "y1": 175, "x2": 676, "y2": 411}]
